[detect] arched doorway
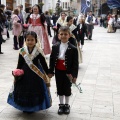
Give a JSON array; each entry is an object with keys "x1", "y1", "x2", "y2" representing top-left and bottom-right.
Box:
[
  {"x1": 99, "y1": 3, "x2": 111, "y2": 14},
  {"x1": 99, "y1": 3, "x2": 111, "y2": 15}
]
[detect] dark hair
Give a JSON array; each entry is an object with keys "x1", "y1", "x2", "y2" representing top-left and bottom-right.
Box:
[
  {"x1": 24, "y1": 31, "x2": 37, "y2": 43},
  {"x1": 0, "y1": 8, "x2": 6, "y2": 23},
  {"x1": 32, "y1": 4, "x2": 42, "y2": 14},
  {"x1": 66, "y1": 16, "x2": 73, "y2": 22},
  {"x1": 79, "y1": 19, "x2": 85, "y2": 24},
  {"x1": 58, "y1": 26, "x2": 70, "y2": 34},
  {"x1": 61, "y1": 12, "x2": 66, "y2": 16},
  {"x1": 13, "y1": 8, "x2": 19, "y2": 15},
  {"x1": 0, "y1": 4, "x2": 5, "y2": 8},
  {"x1": 45, "y1": 11, "x2": 49, "y2": 15},
  {"x1": 25, "y1": 7, "x2": 32, "y2": 13},
  {"x1": 17, "y1": 4, "x2": 23, "y2": 8}
]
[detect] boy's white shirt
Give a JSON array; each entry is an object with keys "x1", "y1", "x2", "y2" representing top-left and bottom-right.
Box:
[{"x1": 58, "y1": 42, "x2": 68, "y2": 60}]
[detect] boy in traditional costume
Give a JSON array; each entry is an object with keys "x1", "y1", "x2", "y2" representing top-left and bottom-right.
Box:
[{"x1": 49, "y1": 26, "x2": 78, "y2": 115}]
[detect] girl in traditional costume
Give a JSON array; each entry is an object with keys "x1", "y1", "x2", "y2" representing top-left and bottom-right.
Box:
[
  {"x1": 7, "y1": 31, "x2": 52, "y2": 113},
  {"x1": 52, "y1": 12, "x2": 67, "y2": 44},
  {"x1": 56, "y1": 12, "x2": 67, "y2": 31},
  {"x1": 27, "y1": 4, "x2": 51, "y2": 55},
  {"x1": 67, "y1": 16, "x2": 83, "y2": 64}
]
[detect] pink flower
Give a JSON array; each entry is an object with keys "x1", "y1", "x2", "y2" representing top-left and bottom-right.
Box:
[
  {"x1": 12, "y1": 69, "x2": 24, "y2": 76},
  {"x1": 53, "y1": 26, "x2": 57, "y2": 29},
  {"x1": 23, "y1": 24, "x2": 29, "y2": 29}
]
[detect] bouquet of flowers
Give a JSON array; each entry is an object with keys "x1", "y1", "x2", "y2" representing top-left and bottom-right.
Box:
[{"x1": 12, "y1": 69, "x2": 24, "y2": 81}]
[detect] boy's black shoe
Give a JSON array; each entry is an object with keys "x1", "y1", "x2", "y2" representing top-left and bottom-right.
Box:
[
  {"x1": 64, "y1": 104, "x2": 70, "y2": 114},
  {"x1": 58, "y1": 104, "x2": 64, "y2": 115}
]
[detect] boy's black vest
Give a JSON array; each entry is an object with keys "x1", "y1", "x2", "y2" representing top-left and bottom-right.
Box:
[{"x1": 87, "y1": 15, "x2": 93, "y2": 23}]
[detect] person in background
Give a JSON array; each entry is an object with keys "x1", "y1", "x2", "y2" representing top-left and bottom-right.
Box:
[
  {"x1": 56, "y1": 12, "x2": 67, "y2": 31},
  {"x1": 67, "y1": 16, "x2": 83, "y2": 63},
  {"x1": 5, "y1": 9, "x2": 12, "y2": 30},
  {"x1": 0, "y1": 4, "x2": 6, "y2": 54},
  {"x1": 107, "y1": 14, "x2": 114, "y2": 33},
  {"x1": 11, "y1": 8, "x2": 23, "y2": 50},
  {"x1": 113, "y1": 14, "x2": 118, "y2": 32},
  {"x1": 85, "y1": 11, "x2": 96, "y2": 40},
  {"x1": 45, "y1": 11, "x2": 52, "y2": 37},
  {"x1": 0, "y1": 4, "x2": 6, "y2": 43},
  {"x1": 73, "y1": 15, "x2": 78, "y2": 26},
  {"x1": 66, "y1": 16, "x2": 78, "y2": 46},
  {"x1": 27, "y1": 4, "x2": 51, "y2": 55},
  {"x1": 53, "y1": 12, "x2": 67, "y2": 43},
  {"x1": 25, "y1": 6, "x2": 32, "y2": 24},
  {"x1": 17, "y1": 4, "x2": 26, "y2": 24},
  {"x1": 77, "y1": 18, "x2": 87, "y2": 50},
  {"x1": 51, "y1": 13, "x2": 59, "y2": 26},
  {"x1": 4, "y1": 12, "x2": 10, "y2": 40}
]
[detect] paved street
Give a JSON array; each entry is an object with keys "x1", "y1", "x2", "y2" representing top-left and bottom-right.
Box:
[{"x1": 0, "y1": 26, "x2": 120, "y2": 120}]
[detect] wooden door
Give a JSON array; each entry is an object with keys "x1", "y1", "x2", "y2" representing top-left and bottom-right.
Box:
[{"x1": 6, "y1": 0, "x2": 13, "y2": 10}]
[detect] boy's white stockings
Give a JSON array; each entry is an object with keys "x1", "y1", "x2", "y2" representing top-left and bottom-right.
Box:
[
  {"x1": 59, "y1": 96, "x2": 64, "y2": 104},
  {"x1": 65, "y1": 96, "x2": 70, "y2": 104},
  {"x1": 59, "y1": 96, "x2": 70, "y2": 104}
]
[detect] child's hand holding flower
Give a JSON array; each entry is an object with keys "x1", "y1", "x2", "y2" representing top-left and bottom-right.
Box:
[
  {"x1": 12, "y1": 69, "x2": 24, "y2": 81},
  {"x1": 12, "y1": 69, "x2": 24, "y2": 76}
]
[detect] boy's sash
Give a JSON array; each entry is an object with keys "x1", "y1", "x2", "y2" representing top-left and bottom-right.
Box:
[{"x1": 20, "y1": 48, "x2": 50, "y2": 87}]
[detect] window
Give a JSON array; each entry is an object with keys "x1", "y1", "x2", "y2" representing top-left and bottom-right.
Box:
[
  {"x1": 63, "y1": 2, "x2": 64, "y2": 8},
  {"x1": 65, "y1": 2, "x2": 67, "y2": 9}
]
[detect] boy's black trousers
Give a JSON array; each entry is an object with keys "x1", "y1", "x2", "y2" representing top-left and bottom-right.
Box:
[{"x1": 55, "y1": 69, "x2": 72, "y2": 96}]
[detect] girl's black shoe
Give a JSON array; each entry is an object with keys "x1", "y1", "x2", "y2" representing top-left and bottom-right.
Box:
[
  {"x1": 0, "y1": 52, "x2": 4, "y2": 54},
  {"x1": 23, "y1": 111, "x2": 34, "y2": 114},
  {"x1": 58, "y1": 104, "x2": 64, "y2": 115}
]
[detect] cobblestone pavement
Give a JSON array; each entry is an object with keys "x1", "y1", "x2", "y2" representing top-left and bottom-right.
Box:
[{"x1": 0, "y1": 26, "x2": 120, "y2": 120}]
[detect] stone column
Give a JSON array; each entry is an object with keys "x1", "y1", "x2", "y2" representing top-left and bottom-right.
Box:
[
  {"x1": 31, "y1": 0, "x2": 34, "y2": 6},
  {"x1": 21, "y1": 0, "x2": 25, "y2": 10},
  {"x1": 16, "y1": 0, "x2": 21, "y2": 6}
]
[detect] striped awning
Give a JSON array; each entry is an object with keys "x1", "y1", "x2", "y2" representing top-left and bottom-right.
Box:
[{"x1": 107, "y1": 0, "x2": 120, "y2": 9}]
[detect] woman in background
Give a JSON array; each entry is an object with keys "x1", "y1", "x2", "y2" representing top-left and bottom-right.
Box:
[{"x1": 27, "y1": 4, "x2": 51, "y2": 55}]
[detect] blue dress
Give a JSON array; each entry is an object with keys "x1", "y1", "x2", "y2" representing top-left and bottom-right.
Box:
[{"x1": 7, "y1": 53, "x2": 52, "y2": 112}]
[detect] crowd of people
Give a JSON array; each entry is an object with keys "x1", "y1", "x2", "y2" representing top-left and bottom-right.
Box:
[
  {"x1": 99, "y1": 13, "x2": 120, "y2": 33},
  {"x1": 0, "y1": 3, "x2": 119, "y2": 115}
]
